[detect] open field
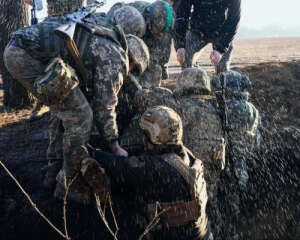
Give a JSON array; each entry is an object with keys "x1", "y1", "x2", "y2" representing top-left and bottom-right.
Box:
[{"x1": 168, "y1": 37, "x2": 300, "y2": 73}]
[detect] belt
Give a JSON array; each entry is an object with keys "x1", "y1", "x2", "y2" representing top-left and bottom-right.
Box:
[{"x1": 146, "y1": 200, "x2": 200, "y2": 228}]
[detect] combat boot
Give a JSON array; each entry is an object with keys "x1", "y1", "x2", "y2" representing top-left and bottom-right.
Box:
[{"x1": 54, "y1": 170, "x2": 93, "y2": 205}]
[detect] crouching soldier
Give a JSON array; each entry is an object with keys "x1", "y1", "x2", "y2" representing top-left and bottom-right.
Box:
[
  {"x1": 3, "y1": 6, "x2": 150, "y2": 203},
  {"x1": 94, "y1": 106, "x2": 214, "y2": 240}
]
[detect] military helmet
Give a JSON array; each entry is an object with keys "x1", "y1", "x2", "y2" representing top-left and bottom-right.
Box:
[
  {"x1": 139, "y1": 106, "x2": 183, "y2": 145},
  {"x1": 47, "y1": 0, "x2": 85, "y2": 16},
  {"x1": 106, "y1": 2, "x2": 126, "y2": 18},
  {"x1": 174, "y1": 67, "x2": 211, "y2": 96},
  {"x1": 212, "y1": 70, "x2": 251, "y2": 92},
  {"x1": 126, "y1": 34, "x2": 150, "y2": 76},
  {"x1": 145, "y1": 0, "x2": 175, "y2": 33},
  {"x1": 113, "y1": 6, "x2": 146, "y2": 37}
]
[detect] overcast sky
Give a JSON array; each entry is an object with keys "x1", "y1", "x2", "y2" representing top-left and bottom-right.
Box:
[{"x1": 37, "y1": 0, "x2": 300, "y2": 29}]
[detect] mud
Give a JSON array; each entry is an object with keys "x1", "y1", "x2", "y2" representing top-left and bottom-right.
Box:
[{"x1": 0, "y1": 61, "x2": 299, "y2": 239}]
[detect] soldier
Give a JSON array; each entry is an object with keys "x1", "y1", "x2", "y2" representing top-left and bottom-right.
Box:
[
  {"x1": 26, "y1": 1, "x2": 89, "y2": 120},
  {"x1": 94, "y1": 106, "x2": 214, "y2": 240},
  {"x1": 174, "y1": 0, "x2": 241, "y2": 74},
  {"x1": 107, "y1": 0, "x2": 175, "y2": 88},
  {"x1": 3, "y1": 6, "x2": 150, "y2": 203},
  {"x1": 119, "y1": 68, "x2": 261, "y2": 239}
]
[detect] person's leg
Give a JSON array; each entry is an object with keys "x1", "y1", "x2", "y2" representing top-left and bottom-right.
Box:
[
  {"x1": 184, "y1": 31, "x2": 208, "y2": 68},
  {"x1": 214, "y1": 42, "x2": 234, "y2": 74},
  {"x1": 4, "y1": 42, "x2": 102, "y2": 202},
  {"x1": 43, "y1": 113, "x2": 64, "y2": 188},
  {"x1": 139, "y1": 63, "x2": 162, "y2": 89}
]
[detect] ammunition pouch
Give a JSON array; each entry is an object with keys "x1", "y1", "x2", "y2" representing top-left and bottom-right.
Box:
[
  {"x1": 36, "y1": 58, "x2": 79, "y2": 105},
  {"x1": 145, "y1": 199, "x2": 200, "y2": 228}
]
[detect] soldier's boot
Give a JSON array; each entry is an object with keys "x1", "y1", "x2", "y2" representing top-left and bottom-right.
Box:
[
  {"x1": 161, "y1": 65, "x2": 169, "y2": 80},
  {"x1": 42, "y1": 160, "x2": 62, "y2": 189},
  {"x1": 54, "y1": 169, "x2": 93, "y2": 205},
  {"x1": 80, "y1": 158, "x2": 110, "y2": 201}
]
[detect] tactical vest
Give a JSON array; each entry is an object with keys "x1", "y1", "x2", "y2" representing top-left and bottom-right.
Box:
[
  {"x1": 145, "y1": 150, "x2": 208, "y2": 237},
  {"x1": 36, "y1": 14, "x2": 127, "y2": 62}
]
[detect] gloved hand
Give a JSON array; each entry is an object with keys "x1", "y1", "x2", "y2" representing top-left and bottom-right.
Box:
[
  {"x1": 210, "y1": 50, "x2": 222, "y2": 65},
  {"x1": 176, "y1": 48, "x2": 185, "y2": 65},
  {"x1": 109, "y1": 140, "x2": 128, "y2": 157}
]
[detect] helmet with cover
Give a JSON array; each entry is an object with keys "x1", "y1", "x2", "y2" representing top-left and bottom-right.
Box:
[
  {"x1": 113, "y1": 6, "x2": 146, "y2": 37},
  {"x1": 139, "y1": 106, "x2": 183, "y2": 145},
  {"x1": 144, "y1": 0, "x2": 175, "y2": 34},
  {"x1": 174, "y1": 67, "x2": 211, "y2": 96},
  {"x1": 47, "y1": 0, "x2": 85, "y2": 16},
  {"x1": 212, "y1": 70, "x2": 251, "y2": 99},
  {"x1": 126, "y1": 34, "x2": 150, "y2": 76}
]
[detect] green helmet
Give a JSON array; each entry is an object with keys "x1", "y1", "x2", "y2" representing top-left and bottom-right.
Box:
[
  {"x1": 144, "y1": 0, "x2": 175, "y2": 33},
  {"x1": 47, "y1": 0, "x2": 84, "y2": 16},
  {"x1": 174, "y1": 67, "x2": 211, "y2": 96},
  {"x1": 113, "y1": 6, "x2": 146, "y2": 37},
  {"x1": 126, "y1": 34, "x2": 150, "y2": 76},
  {"x1": 139, "y1": 106, "x2": 183, "y2": 145}
]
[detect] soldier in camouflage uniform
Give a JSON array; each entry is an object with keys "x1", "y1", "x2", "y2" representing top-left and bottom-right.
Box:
[
  {"x1": 94, "y1": 106, "x2": 213, "y2": 240},
  {"x1": 107, "y1": 0, "x2": 175, "y2": 88},
  {"x1": 3, "y1": 6, "x2": 150, "y2": 203},
  {"x1": 28, "y1": 0, "x2": 88, "y2": 120},
  {"x1": 119, "y1": 68, "x2": 261, "y2": 239}
]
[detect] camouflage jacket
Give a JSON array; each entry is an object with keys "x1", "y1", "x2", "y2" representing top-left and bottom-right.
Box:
[{"x1": 12, "y1": 14, "x2": 129, "y2": 144}]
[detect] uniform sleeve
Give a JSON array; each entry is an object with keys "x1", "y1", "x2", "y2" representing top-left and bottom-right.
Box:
[
  {"x1": 214, "y1": 0, "x2": 241, "y2": 54},
  {"x1": 173, "y1": 0, "x2": 192, "y2": 50},
  {"x1": 92, "y1": 46, "x2": 129, "y2": 145}
]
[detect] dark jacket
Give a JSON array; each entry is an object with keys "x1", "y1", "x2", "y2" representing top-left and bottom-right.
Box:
[
  {"x1": 174, "y1": 0, "x2": 241, "y2": 53},
  {"x1": 94, "y1": 148, "x2": 208, "y2": 240}
]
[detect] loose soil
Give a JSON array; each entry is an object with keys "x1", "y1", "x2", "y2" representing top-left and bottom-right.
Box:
[{"x1": 0, "y1": 56, "x2": 299, "y2": 238}]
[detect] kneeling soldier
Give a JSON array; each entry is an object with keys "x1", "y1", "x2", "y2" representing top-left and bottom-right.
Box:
[{"x1": 94, "y1": 106, "x2": 214, "y2": 240}]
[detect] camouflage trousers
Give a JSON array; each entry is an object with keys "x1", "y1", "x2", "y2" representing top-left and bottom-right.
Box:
[
  {"x1": 140, "y1": 33, "x2": 173, "y2": 88},
  {"x1": 4, "y1": 41, "x2": 93, "y2": 182},
  {"x1": 184, "y1": 31, "x2": 233, "y2": 74}
]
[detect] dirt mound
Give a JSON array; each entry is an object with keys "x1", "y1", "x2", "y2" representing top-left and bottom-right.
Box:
[
  {"x1": 233, "y1": 61, "x2": 300, "y2": 127},
  {"x1": 0, "y1": 61, "x2": 299, "y2": 239}
]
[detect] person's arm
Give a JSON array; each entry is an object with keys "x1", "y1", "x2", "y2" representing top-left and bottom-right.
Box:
[
  {"x1": 92, "y1": 50, "x2": 129, "y2": 156},
  {"x1": 214, "y1": 0, "x2": 241, "y2": 54},
  {"x1": 173, "y1": 0, "x2": 192, "y2": 50}
]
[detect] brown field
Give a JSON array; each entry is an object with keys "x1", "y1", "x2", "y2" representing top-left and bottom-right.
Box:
[{"x1": 167, "y1": 37, "x2": 300, "y2": 73}]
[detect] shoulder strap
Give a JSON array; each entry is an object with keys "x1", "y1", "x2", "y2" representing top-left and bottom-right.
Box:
[{"x1": 161, "y1": 153, "x2": 197, "y2": 199}]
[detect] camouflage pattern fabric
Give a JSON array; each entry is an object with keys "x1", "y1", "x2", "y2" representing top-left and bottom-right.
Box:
[
  {"x1": 122, "y1": 89, "x2": 225, "y2": 233},
  {"x1": 111, "y1": 6, "x2": 146, "y2": 38},
  {"x1": 108, "y1": 1, "x2": 173, "y2": 87},
  {"x1": 4, "y1": 16, "x2": 129, "y2": 195},
  {"x1": 184, "y1": 30, "x2": 234, "y2": 74},
  {"x1": 47, "y1": 0, "x2": 85, "y2": 16},
  {"x1": 120, "y1": 80, "x2": 261, "y2": 239}
]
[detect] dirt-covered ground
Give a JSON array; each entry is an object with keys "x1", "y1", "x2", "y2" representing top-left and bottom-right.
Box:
[{"x1": 0, "y1": 38, "x2": 299, "y2": 239}]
